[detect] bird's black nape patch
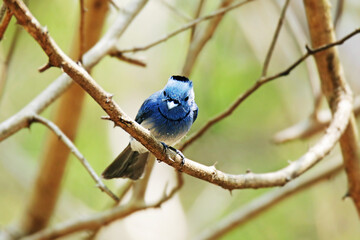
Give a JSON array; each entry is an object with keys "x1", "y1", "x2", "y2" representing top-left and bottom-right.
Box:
[{"x1": 171, "y1": 75, "x2": 189, "y2": 82}]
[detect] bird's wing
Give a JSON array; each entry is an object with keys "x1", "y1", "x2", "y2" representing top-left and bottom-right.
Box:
[{"x1": 135, "y1": 91, "x2": 160, "y2": 124}]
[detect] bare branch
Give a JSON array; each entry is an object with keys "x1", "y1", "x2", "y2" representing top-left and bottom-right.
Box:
[
  {"x1": 0, "y1": 21, "x2": 21, "y2": 101},
  {"x1": 334, "y1": 0, "x2": 344, "y2": 28},
  {"x1": 109, "y1": 50, "x2": 146, "y2": 67},
  {"x1": 182, "y1": 0, "x2": 235, "y2": 76},
  {"x1": 197, "y1": 157, "x2": 343, "y2": 240},
  {"x1": 304, "y1": 0, "x2": 360, "y2": 216},
  {"x1": 180, "y1": 28, "x2": 360, "y2": 151},
  {"x1": 273, "y1": 96, "x2": 360, "y2": 143},
  {"x1": 120, "y1": 0, "x2": 255, "y2": 54},
  {"x1": 22, "y1": 170, "x2": 184, "y2": 240},
  {"x1": 190, "y1": 0, "x2": 205, "y2": 40},
  {"x1": 32, "y1": 115, "x2": 119, "y2": 202},
  {"x1": 261, "y1": 0, "x2": 290, "y2": 77},
  {"x1": 0, "y1": 0, "x2": 149, "y2": 141},
  {"x1": 0, "y1": 4, "x2": 12, "y2": 40},
  {"x1": 79, "y1": 0, "x2": 86, "y2": 60},
  {"x1": 158, "y1": 0, "x2": 192, "y2": 21},
  {"x1": 3, "y1": 0, "x2": 356, "y2": 193}
]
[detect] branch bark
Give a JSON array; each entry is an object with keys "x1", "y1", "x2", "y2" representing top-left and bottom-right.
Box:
[
  {"x1": 197, "y1": 157, "x2": 343, "y2": 240},
  {"x1": 16, "y1": 0, "x2": 110, "y2": 235},
  {"x1": 303, "y1": 0, "x2": 360, "y2": 216},
  {"x1": 3, "y1": 0, "x2": 354, "y2": 192},
  {"x1": 182, "y1": 0, "x2": 235, "y2": 76}
]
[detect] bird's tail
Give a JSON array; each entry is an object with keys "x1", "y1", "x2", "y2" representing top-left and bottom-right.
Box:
[{"x1": 102, "y1": 144, "x2": 149, "y2": 180}]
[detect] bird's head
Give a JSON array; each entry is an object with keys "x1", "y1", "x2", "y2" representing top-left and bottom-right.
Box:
[{"x1": 158, "y1": 75, "x2": 195, "y2": 120}]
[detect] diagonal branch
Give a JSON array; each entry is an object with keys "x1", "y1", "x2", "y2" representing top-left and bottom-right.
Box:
[
  {"x1": 0, "y1": 0, "x2": 149, "y2": 142},
  {"x1": 0, "y1": 4, "x2": 12, "y2": 40},
  {"x1": 32, "y1": 115, "x2": 119, "y2": 202},
  {"x1": 261, "y1": 0, "x2": 290, "y2": 77},
  {"x1": 4, "y1": 0, "x2": 355, "y2": 192},
  {"x1": 197, "y1": 157, "x2": 343, "y2": 240},
  {"x1": 119, "y1": 0, "x2": 255, "y2": 54},
  {"x1": 22, "y1": 170, "x2": 184, "y2": 240},
  {"x1": 180, "y1": 27, "x2": 360, "y2": 151},
  {"x1": 182, "y1": 0, "x2": 235, "y2": 76}
]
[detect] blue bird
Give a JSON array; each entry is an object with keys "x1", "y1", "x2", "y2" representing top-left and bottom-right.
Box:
[{"x1": 102, "y1": 75, "x2": 198, "y2": 180}]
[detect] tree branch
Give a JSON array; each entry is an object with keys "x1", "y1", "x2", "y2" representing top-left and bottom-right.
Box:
[
  {"x1": 261, "y1": 0, "x2": 290, "y2": 77},
  {"x1": 273, "y1": 96, "x2": 360, "y2": 143},
  {"x1": 182, "y1": 0, "x2": 235, "y2": 76},
  {"x1": 3, "y1": 0, "x2": 355, "y2": 192},
  {"x1": 119, "y1": 0, "x2": 255, "y2": 54},
  {"x1": 0, "y1": 0, "x2": 149, "y2": 142},
  {"x1": 21, "y1": 170, "x2": 184, "y2": 240},
  {"x1": 0, "y1": 4, "x2": 12, "y2": 40},
  {"x1": 32, "y1": 115, "x2": 119, "y2": 202},
  {"x1": 304, "y1": 0, "x2": 360, "y2": 216},
  {"x1": 197, "y1": 157, "x2": 343, "y2": 240},
  {"x1": 180, "y1": 27, "x2": 360, "y2": 151}
]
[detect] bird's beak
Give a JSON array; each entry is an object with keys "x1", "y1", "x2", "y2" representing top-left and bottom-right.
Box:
[{"x1": 167, "y1": 100, "x2": 178, "y2": 110}]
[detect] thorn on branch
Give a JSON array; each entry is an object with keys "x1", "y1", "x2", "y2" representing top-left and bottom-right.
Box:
[
  {"x1": 342, "y1": 191, "x2": 350, "y2": 200},
  {"x1": 42, "y1": 25, "x2": 48, "y2": 35},
  {"x1": 305, "y1": 44, "x2": 314, "y2": 54},
  {"x1": 38, "y1": 62, "x2": 53, "y2": 72},
  {"x1": 105, "y1": 94, "x2": 113, "y2": 103},
  {"x1": 101, "y1": 115, "x2": 111, "y2": 121}
]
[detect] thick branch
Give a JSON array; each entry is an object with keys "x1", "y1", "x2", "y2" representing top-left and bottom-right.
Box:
[
  {"x1": 180, "y1": 28, "x2": 360, "y2": 151},
  {"x1": 21, "y1": 170, "x2": 183, "y2": 240},
  {"x1": 0, "y1": 4, "x2": 12, "y2": 40},
  {"x1": 197, "y1": 157, "x2": 343, "y2": 240},
  {"x1": 304, "y1": 0, "x2": 360, "y2": 216},
  {"x1": 0, "y1": 0, "x2": 149, "y2": 141},
  {"x1": 273, "y1": 96, "x2": 360, "y2": 143},
  {"x1": 4, "y1": 0, "x2": 354, "y2": 192}
]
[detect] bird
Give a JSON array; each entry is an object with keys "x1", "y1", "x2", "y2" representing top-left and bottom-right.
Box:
[{"x1": 102, "y1": 75, "x2": 198, "y2": 180}]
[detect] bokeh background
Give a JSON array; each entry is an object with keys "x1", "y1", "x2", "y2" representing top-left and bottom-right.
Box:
[{"x1": 1, "y1": 0, "x2": 360, "y2": 239}]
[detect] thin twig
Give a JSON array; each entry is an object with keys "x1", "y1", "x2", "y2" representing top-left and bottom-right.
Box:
[
  {"x1": 32, "y1": 115, "x2": 119, "y2": 202},
  {"x1": 0, "y1": 5, "x2": 12, "y2": 40},
  {"x1": 182, "y1": 0, "x2": 235, "y2": 76},
  {"x1": 158, "y1": 0, "x2": 192, "y2": 21},
  {"x1": 190, "y1": 0, "x2": 205, "y2": 41},
  {"x1": 180, "y1": 28, "x2": 360, "y2": 151},
  {"x1": 197, "y1": 157, "x2": 343, "y2": 240},
  {"x1": 119, "y1": 0, "x2": 255, "y2": 53},
  {"x1": 22, "y1": 169, "x2": 184, "y2": 240},
  {"x1": 0, "y1": 21, "x2": 21, "y2": 102},
  {"x1": 79, "y1": 0, "x2": 86, "y2": 61},
  {"x1": 261, "y1": 0, "x2": 290, "y2": 77},
  {"x1": 109, "y1": 50, "x2": 146, "y2": 67},
  {"x1": 334, "y1": 0, "x2": 344, "y2": 28}
]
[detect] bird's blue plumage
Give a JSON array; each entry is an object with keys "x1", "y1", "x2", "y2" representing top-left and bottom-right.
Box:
[{"x1": 102, "y1": 75, "x2": 198, "y2": 180}]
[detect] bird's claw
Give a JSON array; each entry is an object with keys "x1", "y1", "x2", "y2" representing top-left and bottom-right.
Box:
[{"x1": 161, "y1": 142, "x2": 185, "y2": 166}]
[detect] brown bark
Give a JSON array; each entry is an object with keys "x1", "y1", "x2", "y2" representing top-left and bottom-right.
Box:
[
  {"x1": 303, "y1": 0, "x2": 360, "y2": 216},
  {"x1": 19, "y1": 0, "x2": 109, "y2": 234}
]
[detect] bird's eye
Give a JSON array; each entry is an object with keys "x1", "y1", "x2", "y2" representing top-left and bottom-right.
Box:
[
  {"x1": 184, "y1": 96, "x2": 189, "y2": 101},
  {"x1": 163, "y1": 91, "x2": 167, "y2": 96}
]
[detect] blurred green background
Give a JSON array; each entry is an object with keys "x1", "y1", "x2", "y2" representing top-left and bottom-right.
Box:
[{"x1": 1, "y1": 0, "x2": 360, "y2": 239}]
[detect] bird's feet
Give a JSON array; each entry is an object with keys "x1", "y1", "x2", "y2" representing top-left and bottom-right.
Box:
[{"x1": 161, "y1": 142, "x2": 185, "y2": 166}]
